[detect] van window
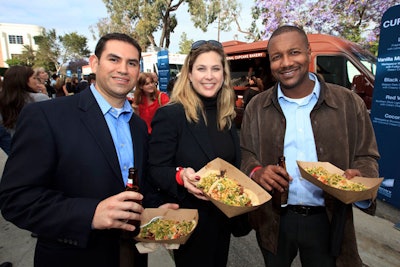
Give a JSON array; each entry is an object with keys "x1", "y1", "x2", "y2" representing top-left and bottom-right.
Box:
[
  {"x1": 352, "y1": 49, "x2": 376, "y2": 76},
  {"x1": 346, "y1": 61, "x2": 362, "y2": 85},
  {"x1": 360, "y1": 59, "x2": 376, "y2": 76},
  {"x1": 316, "y1": 55, "x2": 356, "y2": 89},
  {"x1": 169, "y1": 63, "x2": 183, "y2": 77}
]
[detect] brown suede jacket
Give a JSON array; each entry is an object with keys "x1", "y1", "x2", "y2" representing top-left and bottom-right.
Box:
[{"x1": 240, "y1": 74, "x2": 380, "y2": 267}]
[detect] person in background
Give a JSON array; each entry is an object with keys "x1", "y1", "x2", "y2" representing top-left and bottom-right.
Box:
[
  {"x1": 50, "y1": 73, "x2": 58, "y2": 87},
  {"x1": 54, "y1": 76, "x2": 65, "y2": 97},
  {"x1": 0, "y1": 33, "x2": 177, "y2": 267},
  {"x1": 43, "y1": 71, "x2": 56, "y2": 98},
  {"x1": 0, "y1": 123, "x2": 11, "y2": 156},
  {"x1": 0, "y1": 117, "x2": 11, "y2": 267},
  {"x1": 0, "y1": 66, "x2": 50, "y2": 136},
  {"x1": 243, "y1": 75, "x2": 263, "y2": 108},
  {"x1": 247, "y1": 57, "x2": 265, "y2": 80},
  {"x1": 150, "y1": 72, "x2": 158, "y2": 89},
  {"x1": 132, "y1": 72, "x2": 169, "y2": 134},
  {"x1": 148, "y1": 40, "x2": 241, "y2": 267},
  {"x1": 89, "y1": 73, "x2": 96, "y2": 86},
  {"x1": 62, "y1": 77, "x2": 76, "y2": 96},
  {"x1": 71, "y1": 77, "x2": 79, "y2": 93},
  {"x1": 0, "y1": 78, "x2": 11, "y2": 156},
  {"x1": 76, "y1": 75, "x2": 89, "y2": 93},
  {"x1": 240, "y1": 25, "x2": 380, "y2": 267},
  {"x1": 28, "y1": 69, "x2": 46, "y2": 95},
  {"x1": 34, "y1": 67, "x2": 50, "y2": 96},
  {"x1": 0, "y1": 77, "x2": 12, "y2": 264}
]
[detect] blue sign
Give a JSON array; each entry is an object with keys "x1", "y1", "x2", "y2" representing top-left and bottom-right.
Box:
[
  {"x1": 140, "y1": 58, "x2": 144, "y2": 72},
  {"x1": 77, "y1": 67, "x2": 82, "y2": 80},
  {"x1": 66, "y1": 70, "x2": 72, "y2": 77},
  {"x1": 157, "y1": 49, "x2": 170, "y2": 92},
  {"x1": 370, "y1": 4, "x2": 400, "y2": 209}
]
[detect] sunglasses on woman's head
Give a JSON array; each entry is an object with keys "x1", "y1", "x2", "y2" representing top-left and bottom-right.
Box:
[{"x1": 191, "y1": 40, "x2": 223, "y2": 50}]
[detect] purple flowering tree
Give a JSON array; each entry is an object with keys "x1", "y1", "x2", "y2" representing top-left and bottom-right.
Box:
[{"x1": 253, "y1": 0, "x2": 399, "y2": 53}]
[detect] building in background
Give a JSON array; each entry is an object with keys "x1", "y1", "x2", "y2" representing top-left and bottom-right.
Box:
[{"x1": 0, "y1": 23, "x2": 44, "y2": 68}]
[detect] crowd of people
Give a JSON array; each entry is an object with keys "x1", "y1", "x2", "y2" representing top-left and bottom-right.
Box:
[{"x1": 0, "y1": 25, "x2": 380, "y2": 267}]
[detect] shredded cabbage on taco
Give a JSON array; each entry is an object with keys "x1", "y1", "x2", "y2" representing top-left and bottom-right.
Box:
[
  {"x1": 197, "y1": 171, "x2": 256, "y2": 207},
  {"x1": 305, "y1": 166, "x2": 368, "y2": 191},
  {"x1": 196, "y1": 171, "x2": 224, "y2": 192},
  {"x1": 138, "y1": 218, "x2": 196, "y2": 240}
]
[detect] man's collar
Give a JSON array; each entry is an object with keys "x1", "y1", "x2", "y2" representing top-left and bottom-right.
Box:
[
  {"x1": 277, "y1": 73, "x2": 320, "y2": 101},
  {"x1": 90, "y1": 85, "x2": 133, "y2": 116}
]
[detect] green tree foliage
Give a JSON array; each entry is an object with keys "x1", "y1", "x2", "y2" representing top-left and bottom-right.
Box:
[
  {"x1": 19, "y1": 45, "x2": 36, "y2": 67},
  {"x1": 5, "y1": 57, "x2": 25, "y2": 67},
  {"x1": 60, "y1": 33, "x2": 91, "y2": 64},
  {"x1": 178, "y1": 32, "x2": 193, "y2": 54},
  {"x1": 34, "y1": 29, "x2": 90, "y2": 73},
  {"x1": 92, "y1": 0, "x2": 240, "y2": 50},
  {"x1": 214, "y1": 0, "x2": 240, "y2": 34},
  {"x1": 34, "y1": 29, "x2": 60, "y2": 72},
  {"x1": 5, "y1": 45, "x2": 36, "y2": 67}
]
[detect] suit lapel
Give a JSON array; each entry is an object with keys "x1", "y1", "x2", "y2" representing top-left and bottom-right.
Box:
[
  {"x1": 188, "y1": 117, "x2": 216, "y2": 161},
  {"x1": 78, "y1": 90, "x2": 123, "y2": 185}
]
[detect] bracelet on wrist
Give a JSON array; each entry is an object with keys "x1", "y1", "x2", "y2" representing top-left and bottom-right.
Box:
[
  {"x1": 249, "y1": 166, "x2": 262, "y2": 179},
  {"x1": 175, "y1": 167, "x2": 184, "y2": 186}
]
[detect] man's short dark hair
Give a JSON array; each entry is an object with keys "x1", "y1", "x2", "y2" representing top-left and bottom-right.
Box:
[
  {"x1": 268, "y1": 25, "x2": 309, "y2": 50},
  {"x1": 94, "y1": 33, "x2": 142, "y2": 60}
]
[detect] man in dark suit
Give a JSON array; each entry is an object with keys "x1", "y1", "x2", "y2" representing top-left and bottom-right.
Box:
[{"x1": 0, "y1": 33, "x2": 176, "y2": 267}]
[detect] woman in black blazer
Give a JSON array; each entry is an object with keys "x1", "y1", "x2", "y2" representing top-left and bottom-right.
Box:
[{"x1": 148, "y1": 40, "x2": 240, "y2": 267}]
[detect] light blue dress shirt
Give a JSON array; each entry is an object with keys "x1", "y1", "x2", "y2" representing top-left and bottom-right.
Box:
[
  {"x1": 90, "y1": 85, "x2": 134, "y2": 185},
  {"x1": 277, "y1": 73, "x2": 325, "y2": 206}
]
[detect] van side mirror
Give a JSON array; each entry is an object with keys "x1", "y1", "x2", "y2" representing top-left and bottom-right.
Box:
[{"x1": 351, "y1": 74, "x2": 373, "y2": 110}]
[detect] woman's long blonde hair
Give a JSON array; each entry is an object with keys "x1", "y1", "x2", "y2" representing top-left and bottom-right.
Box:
[{"x1": 170, "y1": 42, "x2": 236, "y2": 131}]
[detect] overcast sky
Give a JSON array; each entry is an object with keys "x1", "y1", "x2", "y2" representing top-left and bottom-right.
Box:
[{"x1": 0, "y1": 0, "x2": 253, "y2": 54}]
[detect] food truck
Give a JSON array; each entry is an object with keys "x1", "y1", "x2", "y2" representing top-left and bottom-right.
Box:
[{"x1": 222, "y1": 34, "x2": 376, "y2": 127}]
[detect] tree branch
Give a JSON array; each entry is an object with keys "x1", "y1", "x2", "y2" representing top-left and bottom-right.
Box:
[
  {"x1": 233, "y1": 13, "x2": 257, "y2": 41},
  {"x1": 169, "y1": 0, "x2": 184, "y2": 12}
]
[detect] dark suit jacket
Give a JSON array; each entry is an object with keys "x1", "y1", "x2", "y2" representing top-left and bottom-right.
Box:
[{"x1": 0, "y1": 89, "x2": 154, "y2": 267}]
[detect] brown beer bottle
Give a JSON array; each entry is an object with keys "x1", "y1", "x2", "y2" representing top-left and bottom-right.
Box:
[
  {"x1": 273, "y1": 156, "x2": 289, "y2": 209},
  {"x1": 125, "y1": 167, "x2": 141, "y2": 236}
]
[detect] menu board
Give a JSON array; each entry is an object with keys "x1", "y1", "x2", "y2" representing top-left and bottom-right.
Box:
[
  {"x1": 157, "y1": 49, "x2": 170, "y2": 93},
  {"x1": 370, "y1": 4, "x2": 400, "y2": 209}
]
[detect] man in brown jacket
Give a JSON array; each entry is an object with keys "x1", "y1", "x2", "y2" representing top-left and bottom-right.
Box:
[{"x1": 240, "y1": 25, "x2": 380, "y2": 267}]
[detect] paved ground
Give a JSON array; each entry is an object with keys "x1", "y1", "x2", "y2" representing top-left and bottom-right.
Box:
[{"x1": 1, "y1": 199, "x2": 399, "y2": 266}]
